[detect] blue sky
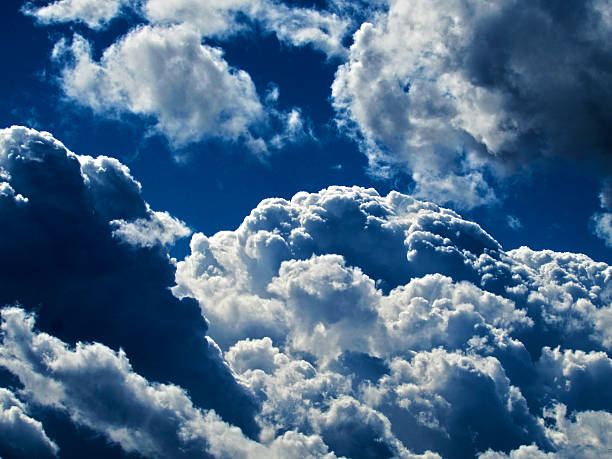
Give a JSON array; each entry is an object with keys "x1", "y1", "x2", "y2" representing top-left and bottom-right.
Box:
[
  {"x1": 2, "y1": 0, "x2": 611, "y2": 262},
  {"x1": 2, "y1": 1, "x2": 612, "y2": 458}
]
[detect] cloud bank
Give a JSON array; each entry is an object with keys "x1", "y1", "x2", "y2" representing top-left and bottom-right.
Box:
[{"x1": 2, "y1": 128, "x2": 612, "y2": 457}]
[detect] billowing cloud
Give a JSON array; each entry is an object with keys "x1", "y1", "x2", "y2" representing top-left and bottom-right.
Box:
[
  {"x1": 174, "y1": 185, "x2": 612, "y2": 457},
  {"x1": 3, "y1": 128, "x2": 612, "y2": 457},
  {"x1": 53, "y1": 25, "x2": 270, "y2": 150},
  {"x1": 0, "y1": 126, "x2": 260, "y2": 453},
  {"x1": 332, "y1": 0, "x2": 612, "y2": 208},
  {"x1": 23, "y1": 0, "x2": 126, "y2": 29},
  {"x1": 0, "y1": 307, "x2": 340, "y2": 459}
]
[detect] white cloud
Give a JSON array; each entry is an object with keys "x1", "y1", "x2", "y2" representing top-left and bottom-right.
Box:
[
  {"x1": 142, "y1": 0, "x2": 350, "y2": 58},
  {"x1": 53, "y1": 25, "x2": 266, "y2": 149},
  {"x1": 112, "y1": 210, "x2": 191, "y2": 247},
  {"x1": 331, "y1": 0, "x2": 612, "y2": 208},
  {"x1": 52, "y1": 25, "x2": 313, "y2": 153},
  {"x1": 0, "y1": 307, "x2": 340, "y2": 459},
  {"x1": 481, "y1": 404, "x2": 612, "y2": 459},
  {"x1": 0, "y1": 388, "x2": 58, "y2": 457},
  {"x1": 173, "y1": 185, "x2": 612, "y2": 456},
  {"x1": 24, "y1": 0, "x2": 126, "y2": 29}
]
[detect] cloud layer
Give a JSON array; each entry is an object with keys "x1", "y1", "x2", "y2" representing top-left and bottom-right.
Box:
[{"x1": 2, "y1": 128, "x2": 612, "y2": 457}]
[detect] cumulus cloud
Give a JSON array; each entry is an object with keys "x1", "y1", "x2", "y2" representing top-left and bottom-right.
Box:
[
  {"x1": 52, "y1": 26, "x2": 270, "y2": 150},
  {"x1": 3, "y1": 129, "x2": 612, "y2": 457},
  {"x1": 111, "y1": 210, "x2": 191, "y2": 247},
  {"x1": 332, "y1": 0, "x2": 612, "y2": 208},
  {"x1": 23, "y1": 0, "x2": 126, "y2": 29},
  {"x1": 0, "y1": 307, "x2": 343, "y2": 459},
  {"x1": 174, "y1": 185, "x2": 612, "y2": 457},
  {"x1": 0, "y1": 126, "x2": 260, "y2": 454}
]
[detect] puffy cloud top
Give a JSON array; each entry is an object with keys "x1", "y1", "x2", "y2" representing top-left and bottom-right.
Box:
[{"x1": 174, "y1": 184, "x2": 612, "y2": 457}]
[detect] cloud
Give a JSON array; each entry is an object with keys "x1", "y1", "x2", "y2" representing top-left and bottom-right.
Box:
[
  {"x1": 136, "y1": 0, "x2": 350, "y2": 58},
  {"x1": 174, "y1": 185, "x2": 612, "y2": 457},
  {"x1": 0, "y1": 307, "x2": 341, "y2": 459},
  {"x1": 480, "y1": 404, "x2": 612, "y2": 459},
  {"x1": 332, "y1": 0, "x2": 612, "y2": 208},
  {"x1": 591, "y1": 179, "x2": 612, "y2": 246},
  {"x1": 52, "y1": 26, "x2": 270, "y2": 150},
  {"x1": 111, "y1": 210, "x2": 191, "y2": 248},
  {"x1": 0, "y1": 388, "x2": 58, "y2": 458},
  {"x1": 23, "y1": 0, "x2": 126, "y2": 29},
  {"x1": 0, "y1": 126, "x2": 260, "y2": 451},
  {"x1": 3, "y1": 130, "x2": 612, "y2": 457}
]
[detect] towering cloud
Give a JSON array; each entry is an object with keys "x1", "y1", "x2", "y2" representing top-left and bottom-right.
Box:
[
  {"x1": 0, "y1": 126, "x2": 259, "y2": 455},
  {"x1": 175, "y1": 185, "x2": 612, "y2": 457}
]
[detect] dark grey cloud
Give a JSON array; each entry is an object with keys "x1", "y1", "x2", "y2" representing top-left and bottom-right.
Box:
[
  {"x1": 332, "y1": 0, "x2": 612, "y2": 208},
  {"x1": 0, "y1": 126, "x2": 259, "y2": 454}
]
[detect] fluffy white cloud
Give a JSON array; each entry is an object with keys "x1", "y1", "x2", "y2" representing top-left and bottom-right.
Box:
[
  {"x1": 481, "y1": 404, "x2": 612, "y2": 459},
  {"x1": 53, "y1": 25, "x2": 269, "y2": 150},
  {"x1": 111, "y1": 210, "x2": 191, "y2": 247},
  {"x1": 332, "y1": 0, "x2": 612, "y2": 208},
  {"x1": 173, "y1": 185, "x2": 612, "y2": 457},
  {"x1": 0, "y1": 307, "x2": 341, "y2": 459},
  {"x1": 0, "y1": 388, "x2": 58, "y2": 457},
  {"x1": 23, "y1": 0, "x2": 126, "y2": 29}
]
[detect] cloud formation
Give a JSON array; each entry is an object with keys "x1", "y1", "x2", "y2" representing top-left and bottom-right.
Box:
[
  {"x1": 0, "y1": 307, "x2": 341, "y2": 459},
  {"x1": 332, "y1": 0, "x2": 612, "y2": 208},
  {"x1": 174, "y1": 185, "x2": 612, "y2": 457},
  {"x1": 2, "y1": 128, "x2": 612, "y2": 457},
  {"x1": 53, "y1": 25, "x2": 270, "y2": 150},
  {"x1": 0, "y1": 387, "x2": 58, "y2": 458},
  {"x1": 23, "y1": 0, "x2": 127, "y2": 29},
  {"x1": 0, "y1": 126, "x2": 260, "y2": 453}
]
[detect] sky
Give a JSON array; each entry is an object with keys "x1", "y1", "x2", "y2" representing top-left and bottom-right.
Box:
[{"x1": 1, "y1": 0, "x2": 612, "y2": 458}]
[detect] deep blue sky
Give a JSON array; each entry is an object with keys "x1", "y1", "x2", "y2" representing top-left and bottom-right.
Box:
[{"x1": 1, "y1": 0, "x2": 610, "y2": 264}]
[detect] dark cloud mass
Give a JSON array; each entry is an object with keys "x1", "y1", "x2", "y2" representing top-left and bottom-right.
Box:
[{"x1": 0, "y1": 126, "x2": 259, "y2": 456}]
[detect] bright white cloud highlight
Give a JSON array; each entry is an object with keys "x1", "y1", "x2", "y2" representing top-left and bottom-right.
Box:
[
  {"x1": 53, "y1": 25, "x2": 268, "y2": 149},
  {"x1": 24, "y1": 0, "x2": 126, "y2": 29}
]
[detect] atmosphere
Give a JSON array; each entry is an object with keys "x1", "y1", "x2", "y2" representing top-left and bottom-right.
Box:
[{"x1": 1, "y1": 1, "x2": 612, "y2": 458}]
